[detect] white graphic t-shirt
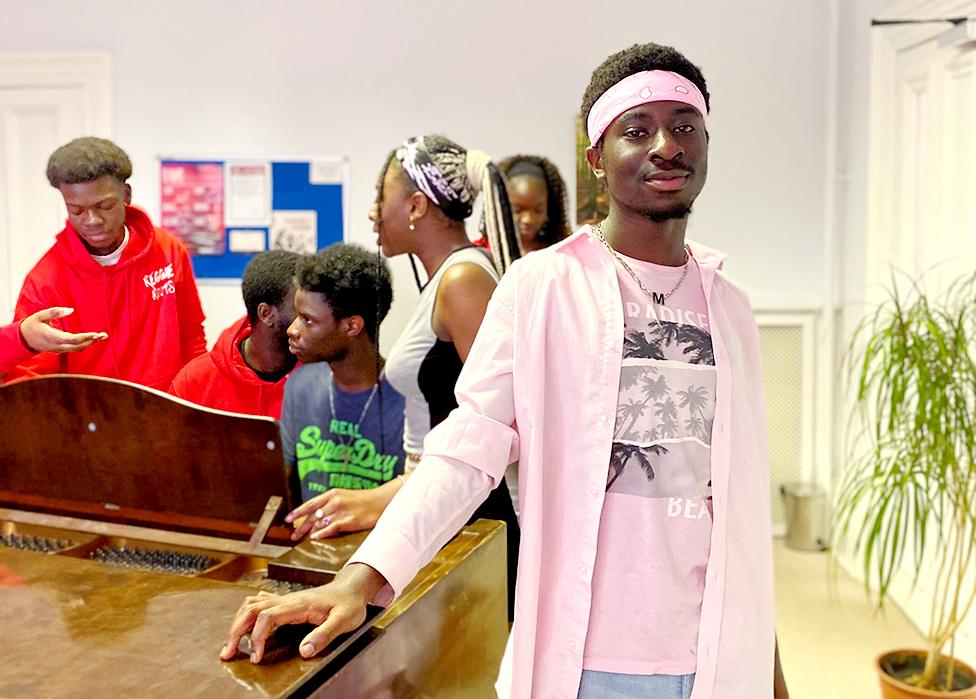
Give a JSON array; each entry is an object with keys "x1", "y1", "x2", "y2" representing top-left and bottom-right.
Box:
[{"x1": 583, "y1": 250, "x2": 715, "y2": 675}]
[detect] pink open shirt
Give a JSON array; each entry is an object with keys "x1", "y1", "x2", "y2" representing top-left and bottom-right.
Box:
[{"x1": 349, "y1": 227, "x2": 775, "y2": 698}]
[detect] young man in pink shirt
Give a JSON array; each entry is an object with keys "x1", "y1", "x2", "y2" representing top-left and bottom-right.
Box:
[{"x1": 220, "y1": 44, "x2": 789, "y2": 699}]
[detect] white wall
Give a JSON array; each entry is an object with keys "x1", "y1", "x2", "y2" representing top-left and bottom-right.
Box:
[
  {"x1": 835, "y1": 0, "x2": 898, "y2": 333},
  {"x1": 0, "y1": 0, "x2": 833, "y2": 349}
]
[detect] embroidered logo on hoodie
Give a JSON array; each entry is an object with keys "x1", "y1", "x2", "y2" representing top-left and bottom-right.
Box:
[{"x1": 144, "y1": 263, "x2": 176, "y2": 301}]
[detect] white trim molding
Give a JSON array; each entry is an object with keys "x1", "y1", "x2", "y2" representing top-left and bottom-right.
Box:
[
  {"x1": 0, "y1": 53, "x2": 112, "y2": 136},
  {"x1": 0, "y1": 52, "x2": 113, "y2": 319}
]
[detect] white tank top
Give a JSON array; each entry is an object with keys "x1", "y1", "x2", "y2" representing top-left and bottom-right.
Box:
[{"x1": 385, "y1": 246, "x2": 498, "y2": 455}]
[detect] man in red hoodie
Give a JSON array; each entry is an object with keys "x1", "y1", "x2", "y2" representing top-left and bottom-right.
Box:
[
  {"x1": 169, "y1": 250, "x2": 300, "y2": 418},
  {"x1": 5, "y1": 137, "x2": 207, "y2": 390}
]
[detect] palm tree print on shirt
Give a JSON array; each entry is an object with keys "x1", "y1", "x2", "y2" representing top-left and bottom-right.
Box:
[
  {"x1": 623, "y1": 322, "x2": 714, "y2": 365},
  {"x1": 640, "y1": 372, "x2": 669, "y2": 403},
  {"x1": 608, "y1": 317, "x2": 716, "y2": 496},
  {"x1": 654, "y1": 397, "x2": 679, "y2": 438},
  {"x1": 678, "y1": 385, "x2": 711, "y2": 442},
  {"x1": 607, "y1": 443, "x2": 669, "y2": 490},
  {"x1": 617, "y1": 369, "x2": 714, "y2": 445},
  {"x1": 617, "y1": 398, "x2": 646, "y2": 438}
]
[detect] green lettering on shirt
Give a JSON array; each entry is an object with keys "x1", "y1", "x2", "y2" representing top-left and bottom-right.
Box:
[{"x1": 296, "y1": 425, "x2": 400, "y2": 491}]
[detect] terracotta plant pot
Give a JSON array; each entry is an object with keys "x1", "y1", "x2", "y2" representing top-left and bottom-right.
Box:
[{"x1": 877, "y1": 649, "x2": 976, "y2": 698}]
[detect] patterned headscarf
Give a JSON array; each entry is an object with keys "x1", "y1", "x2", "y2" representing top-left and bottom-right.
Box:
[
  {"x1": 393, "y1": 135, "x2": 521, "y2": 275},
  {"x1": 395, "y1": 137, "x2": 474, "y2": 222}
]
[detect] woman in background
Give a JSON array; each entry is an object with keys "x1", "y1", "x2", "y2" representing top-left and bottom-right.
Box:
[
  {"x1": 477, "y1": 154, "x2": 570, "y2": 254},
  {"x1": 369, "y1": 134, "x2": 521, "y2": 619}
]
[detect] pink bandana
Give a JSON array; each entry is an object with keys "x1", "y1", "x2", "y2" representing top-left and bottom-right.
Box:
[{"x1": 586, "y1": 70, "x2": 708, "y2": 146}]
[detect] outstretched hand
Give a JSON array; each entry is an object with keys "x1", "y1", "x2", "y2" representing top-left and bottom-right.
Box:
[{"x1": 20, "y1": 307, "x2": 107, "y2": 353}]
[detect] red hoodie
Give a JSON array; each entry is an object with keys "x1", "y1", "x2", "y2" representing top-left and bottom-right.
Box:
[
  {"x1": 0, "y1": 321, "x2": 33, "y2": 375},
  {"x1": 169, "y1": 316, "x2": 294, "y2": 418},
  {"x1": 5, "y1": 206, "x2": 206, "y2": 390}
]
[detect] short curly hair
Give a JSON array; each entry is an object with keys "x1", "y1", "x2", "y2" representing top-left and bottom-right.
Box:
[
  {"x1": 46, "y1": 137, "x2": 133, "y2": 188},
  {"x1": 242, "y1": 250, "x2": 302, "y2": 323},
  {"x1": 580, "y1": 43, "x2": 710, "y2": 142},
  {"x1": 297, "y1": 243, "x2": 393, "y2": 341}
]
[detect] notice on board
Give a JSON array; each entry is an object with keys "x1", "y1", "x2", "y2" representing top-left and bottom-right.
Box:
[
  {"x1": 228, "y1": 229, "x2": 267, "y2": 254},
  {"x1": 309, "y1": 158, "x2": 345, "y2": 185},
  {"x1": 225, "y1": 162, "x2": 272, "y2": 227},
  {"x1": 270, "y1": 210, "x2": 318, "y2": 254}
]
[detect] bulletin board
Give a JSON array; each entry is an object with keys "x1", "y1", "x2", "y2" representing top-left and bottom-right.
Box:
[{"x1": 157, "y1": 156, "x2": 347, "y2": 280}]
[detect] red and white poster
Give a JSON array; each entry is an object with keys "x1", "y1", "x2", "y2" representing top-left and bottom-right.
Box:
[{"x1": 160, "y1": 162, "x2": 225, "y2": 255}]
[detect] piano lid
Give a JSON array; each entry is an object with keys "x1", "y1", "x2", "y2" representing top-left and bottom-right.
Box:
[{"x1": 0, "y1": 375, "x2": 294, "y2": 541}]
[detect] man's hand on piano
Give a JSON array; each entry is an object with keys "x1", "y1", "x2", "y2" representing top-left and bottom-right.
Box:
[
  {"x1": 285, "y1": 479, "x2": 406, "y2": 541},
  {"x1": 220, "y1": 563, "x2": 388, "y2": 664}
]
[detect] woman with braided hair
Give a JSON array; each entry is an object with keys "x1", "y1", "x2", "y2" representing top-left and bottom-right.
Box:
[
  {"x1": 500, "y1": 154, "x2": 571, "y2": 253},
  {"x1": 366, "y1": 134, "x2": 521, "y2": 620},
  {"x1": 475, "y1": 154, "x2": 570, "y2": 255}
]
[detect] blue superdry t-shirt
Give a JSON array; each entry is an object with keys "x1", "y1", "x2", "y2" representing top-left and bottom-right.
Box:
[{"x1": 280, "y1": 363, "x2": 406, "y2": 502}]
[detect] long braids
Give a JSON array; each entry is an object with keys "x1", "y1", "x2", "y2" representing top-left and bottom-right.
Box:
[{"x1": 466, "y1": 150, "x2": 521, "y2": 275}]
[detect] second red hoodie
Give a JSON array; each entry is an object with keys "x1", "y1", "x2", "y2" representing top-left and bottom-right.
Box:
[
  {"x1": 0, "y1": 321, "x2": 32, "y2": 376},
  {"x1": 6, "y1": 206, "x2": 206, "y2": 390},
  {"x1": 169, "y1": 316, "x2": 294, "y2": 418}
]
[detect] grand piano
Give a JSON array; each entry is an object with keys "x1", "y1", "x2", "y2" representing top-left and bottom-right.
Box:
[{"x1": 0, "y1": 375, "x2": 508, "y2": 698}]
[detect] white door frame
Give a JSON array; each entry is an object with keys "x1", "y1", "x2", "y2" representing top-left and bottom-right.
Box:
[
  {"x1": 0, "y1": 53, "x2": 112, "y2": 121},
  {"x1": 0, "y1": 52, "x2": 112, "y2": 319},
  {"x1": 865, "y1": 0, "x2": 976, "y2": 297}
]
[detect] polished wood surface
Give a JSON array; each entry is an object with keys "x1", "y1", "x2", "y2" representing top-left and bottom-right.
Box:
[
  {"x1": 1, "y1": 376, "x2": 509, "y2": 697},
  {"x1": 0, "y1": 519, "x2": 507, "y2": 698},
  {"x1": 0, "y1": 375, "x2": 292, "y2": 541},
  {"x1": 268, "y1": 531, "x2": 369, "y2": 585},
  {"x1": 316, "y1": 520, "x2": 509, "y2": 698},
  {"x1": 0, "y1": 546, "x2": 330, "y2": 697}
]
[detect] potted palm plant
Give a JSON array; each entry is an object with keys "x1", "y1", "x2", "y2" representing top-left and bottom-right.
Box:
[{"x1": 835, "y1": 272, "x2": 976, "y2": 696}]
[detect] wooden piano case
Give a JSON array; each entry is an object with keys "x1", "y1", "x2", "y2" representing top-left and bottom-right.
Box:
[{"x1": 0, "y1": 376, "x2": 507, "y2": 697}]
